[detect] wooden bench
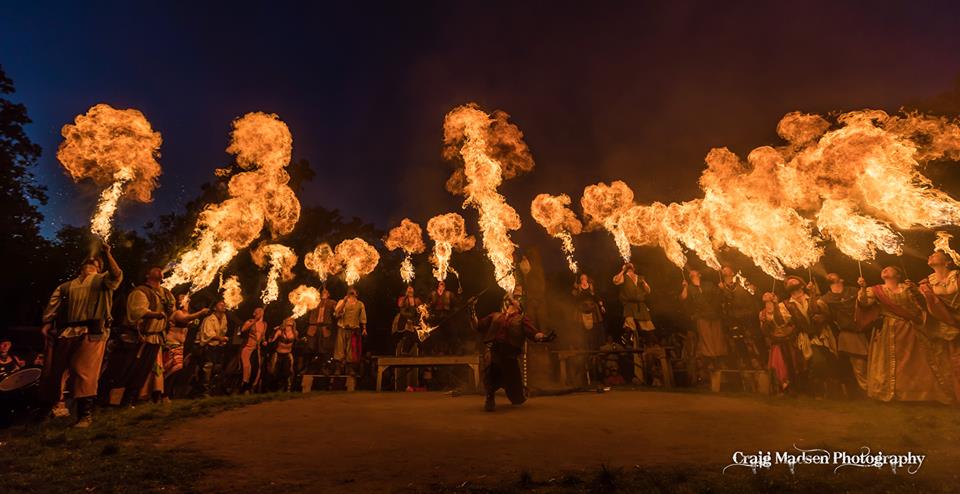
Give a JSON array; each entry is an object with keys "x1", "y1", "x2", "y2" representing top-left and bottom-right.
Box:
[
  {"x1": 374, "y1": 355, "x2": 481, "y2": 392},
  {"x1": 301, "y1": 374, "x2": 356, "y2": 392},
  {"x1": 554, "y1": 347, "x2": 675, "y2": 387}
]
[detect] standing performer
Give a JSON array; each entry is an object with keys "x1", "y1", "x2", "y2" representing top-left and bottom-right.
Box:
[
  {"x1": 267, "y1": 318, "x2": 297, "y2": 391},
  {"x1": 195, "y1": 300, "x2": 229, "y2": 397},
  {"x1": 858, "y1": 267, "x2": 954, "y2": 403},
  {"x1": 305, "y1": 287, "x2": 337, "y2": 374},
  {"x1": 427, "y1": 280, "x2": 459, "y2": 354},
  {"x1": 334, "y1": 287, "x2": 367, "y2": 375},
  {"x1": 779, "y1": 276, "x2": 838, "y2": 398},
  {"x1": 238, "y1": 307, "x2": 268, "y2": 393},
  {"x1": 819, "y1": 273, "x2": 868, "y2": 396},
  {"x1": 917, "y1": 251, "x2": 960, "y2": 400},
  {"x1": 163, "y1": 294, "x2": 208, "y2": 400},
  {"x1": 123, "y1": 266, "x2": 176, "y2": 405},
  {"x1": 392, "y1": 285, "x2": 422, "y2": 389},
  {"x1": 613, "y1": 263, "x2": 653, "y2": 384},
  {"x1": 760, "y1": 291, "x2": 801, "y2": 393},
  {"x1": 39, "y1": 241, "x2": 123, "y2": 427},
  {"x1": 472, "y1": 296, "x2": 547, "y2": 411},
  {"x1": 719, "y1": 266, "x2": 763, "y2": 369},
  {"x1": 572, "y1": 273, "x2": 605, "y2": 350},
  {"x1": 680, "y1": 269, "x2": 727, "y2": 385}
]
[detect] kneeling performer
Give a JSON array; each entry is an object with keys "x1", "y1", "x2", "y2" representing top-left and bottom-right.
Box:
[{"x1": 473, "y1": 296, "x2": 547, "y2": 412}]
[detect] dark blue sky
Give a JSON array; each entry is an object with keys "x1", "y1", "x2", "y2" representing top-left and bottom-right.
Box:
[{"x1": 3, "y1": 1, "x2": 960, "y2": 244}]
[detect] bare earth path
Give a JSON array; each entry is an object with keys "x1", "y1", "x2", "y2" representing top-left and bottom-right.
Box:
[{"x1": 161, "y1": 391, "x2": 960, "y2": 492}]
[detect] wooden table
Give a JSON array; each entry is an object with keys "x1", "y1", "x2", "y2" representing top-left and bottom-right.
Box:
[
  {"x1": 554, "y1": 348, "x2": 674, "y2": 387},
  {"x1": 374, "y1": 355, "x2": 481, "y2": 392}
]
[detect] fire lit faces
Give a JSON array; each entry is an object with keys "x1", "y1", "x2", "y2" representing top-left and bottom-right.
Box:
[
  {"x1": 880, "y1": 266, "x2": 903, "y2": 282},
  {"x1": 928, "y1": 251, "x2": 950, "y2": 268}
]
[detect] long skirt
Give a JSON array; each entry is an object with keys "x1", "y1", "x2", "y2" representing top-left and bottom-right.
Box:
[
  {"x1": 867, "y1": 317, "x2": 954, "y2": 403},
  {"x1": 695, "y1": 319, "x2": 728, "y2": 357}
]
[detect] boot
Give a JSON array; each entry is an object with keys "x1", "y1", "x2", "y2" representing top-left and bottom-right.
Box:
[
  {"x1": 73, "y1": 397, "x2": 94, "y2": 428},
  {"x1": 484, "y1": 394, "x2": 496, "y2": 412}
]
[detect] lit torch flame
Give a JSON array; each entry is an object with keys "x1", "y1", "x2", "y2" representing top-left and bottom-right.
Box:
[
  {"x1": 581, "y1": 181, "x2": 634, "y2": 262},
  {"x1": 934, "y1": 231, "x2": 960, "y2": 266},
  {"x1": 334, "y1": 238, "x2": 380, "y2": 286},
  {"x1": 531, "y1": 193, "x2": 583, "y2": 273},
  {"x1": 288, "y1": 284, "x2": 321, "y2": 319},
  {"x1": 251, "y1": 243, "x2": 297, "y2": 305},
  {"x1": 163, "y1": 112, "x2": 300, "y2": 293},
  {"x1": 443, "y1": 103, "x2": 533, "y2": 294},
  {"x1": 426, "y1": 213, "x2": 475, "y2": 281},
  {"x1": 220, "y1": 275, "x2": 243, "y2": 311},
  {"x1": 304, "y1": 243, "x2": 340, "y2": 283},
  {"x1": 57, "y1": 104, "x2": 162, "y2": 242},
  {"x1": 385, "y1": 218, "x2": 426, "y2": 284}
]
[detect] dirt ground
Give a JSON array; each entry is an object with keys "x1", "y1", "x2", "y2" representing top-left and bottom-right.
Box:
[{"x1": 161, "y1": 390, "x2": 960, "y2": 492}]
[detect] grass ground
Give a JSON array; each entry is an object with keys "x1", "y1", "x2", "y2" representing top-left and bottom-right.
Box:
[
  {"x1": 2, "y1": 389, "x2": 958, "y2": 493},
  {"x1": 0, "y1": 393, "x2": 304, "y2": 494}
]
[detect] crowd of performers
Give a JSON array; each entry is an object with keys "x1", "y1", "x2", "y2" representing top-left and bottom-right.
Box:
[
  {"x1": 8, "y1": 241, "x2": 960, "y2": 426},
  {"x1": 592, "y1": 256, "x2": 960, "y2": 405}
]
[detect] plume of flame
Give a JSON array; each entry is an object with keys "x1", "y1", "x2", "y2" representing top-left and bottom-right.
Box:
[
  {"x1": 220, "y1": 275, "x2": 243, "y2": 310},
  {"x1": 531, "y1": 193, "x2": 583, "y2": 272},
  {"x1": 163, "y1": 112, "x2": 300, "y2": 292},
  {"x1": 251, "y1": 243, "x2": 297, "y2": 305},
  {"x1": 334, "y1": 238, "x2": 380, "y2": 286},
  {"x1": 592, "y1": 110, "x2": 960, "y2": 279},
  {"x1": 288, "y1": 284, "x2": 321, "y2": 319},
  {"x1": 817, "y1": 199, "x2": 902, "y2": 260},
  {"x1": 426, "y1": 213, "x2": 475, "y2": 281},
  {"x1": 57, "y1": 104, "x2": 162, "y2": 241},
  {"x1": 385, "y1": 218, "x2": 426, "y2": 284},
  {"x1": 443, "y1": 103, "x2": 531, "y2": 293},
  {"x1": 581, "y1": 181, "x2": 634, "y2": 262},
  {"x1": 934, "y1": 231, "x2": 960, "y2": 266},
  {"x1": 304, "y1": 243, "x2": 341, "y2": 283}
]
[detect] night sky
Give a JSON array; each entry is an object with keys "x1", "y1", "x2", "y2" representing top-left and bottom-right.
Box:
[{"x1": 3, "y1": 1, "x2": 960, "y2": 251}]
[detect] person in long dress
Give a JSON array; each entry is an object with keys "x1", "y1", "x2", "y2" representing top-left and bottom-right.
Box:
[
  {"x1": 917, "y1": 251, "x2": 960, "y2": 400},
  {"x1": 857, "y1": 266, "x2": 954, "y2": 404}
]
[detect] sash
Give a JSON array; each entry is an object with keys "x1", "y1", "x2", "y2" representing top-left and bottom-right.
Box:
[{"x1": 870, "y1": 285, "x2": 923, "y2": 324}]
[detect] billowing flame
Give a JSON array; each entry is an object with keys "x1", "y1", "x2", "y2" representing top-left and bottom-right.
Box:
[
  {"x1": 334, "y1": 238, "x2": 380, "y2": 286},
  {"x1": 163, "y1": 112, "x2": 300, "y2": 292},
  {"x1": 385, "y1": 218, "x2": 426, "y2": 284},
  {"x1": 531, "y1": 193, "x2": 583, "y2": 272},
  {"x1": 581, "y1": 181, "x2": 634, "y2": 262},
  {"x1": 251, "y1": 243, "x2": 297, "y2": 305},
  {"x1": 304, "y1": 243, "x2": 341, "y2": 283},
  {"x1": 220, "y1": 275, "x2": 243, "y2": 310},
  {"x1": 426, "y1": 212, "x2": 475, "y2": 281},
  {"x1": 57, "y1": 104, "x2": 162, "y2": 241},
  {"x1": 817, "y1": 199, "x2": 902, "y2": 260},
  {"x1": 934, "y1": 231, "x2": 960, "y2": 265},
  {"x1": 443, "y1": 103, "x2": 532, "y2": 293},
  {"x1": 288, "y1": 284, "x2": 321, "y2": 319},
  {"x1": 590, "y1": 110, "x2": 960, "y2": 279}
]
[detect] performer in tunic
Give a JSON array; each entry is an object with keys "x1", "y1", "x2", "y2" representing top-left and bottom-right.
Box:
[
  {"x1": 303, "y1": 287, "x2": 337, "y2": 374},
  {"x1": 719, "y1": 266, "x2": 763, "y2": 369},
  {"x1": 238, "y1": 307, "x2": 268, "y2": 393},
  {"x1": 858, "y1": 267, "x2": 954, "y2": 403},
  {"x1": 614, "y1": 263, "x2": 653, "y2": 383},
  {"x1": 680, "y1": 269, "x2": 727, "y2": 383},
  {"x1": 572, "y1": 274, "x2": 605, "y2": 350},
  {"x1": 392, "y1": 285, "x2": 422, "y2": 389},
  {"x1": 39, "y1": 241, "x2": 123, "y2": 427},
  {"x1": 162, "y1": 294, "x2": 208, "y2": 400},
  {"x1": 820, "y1": 273, "x2": 868, "y2": 396},
  {"x1": 427, "y1": 280, "x2": 458, "y2": 354},
  {"x1": 779, "y1": 276, "x2": 838, "y2": 398},
  {"x1": 917, "y1": 251, "x2": 960, "y2": 400},
  {"x1": 334, "y1": 287, "x2": 367, "y2": 375},
  {"x1": 194, "y1": 300, "x2": 229, "y2": 397},
  {"x1": 760, "y1": 291, "x2": 802, "y2": 393},
  {"x1": 123, "y1": 266, "x2": 176, "y2": 405},
  {"x1": 472, "y1": 296, "x2": 547, "y2": 411}
]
